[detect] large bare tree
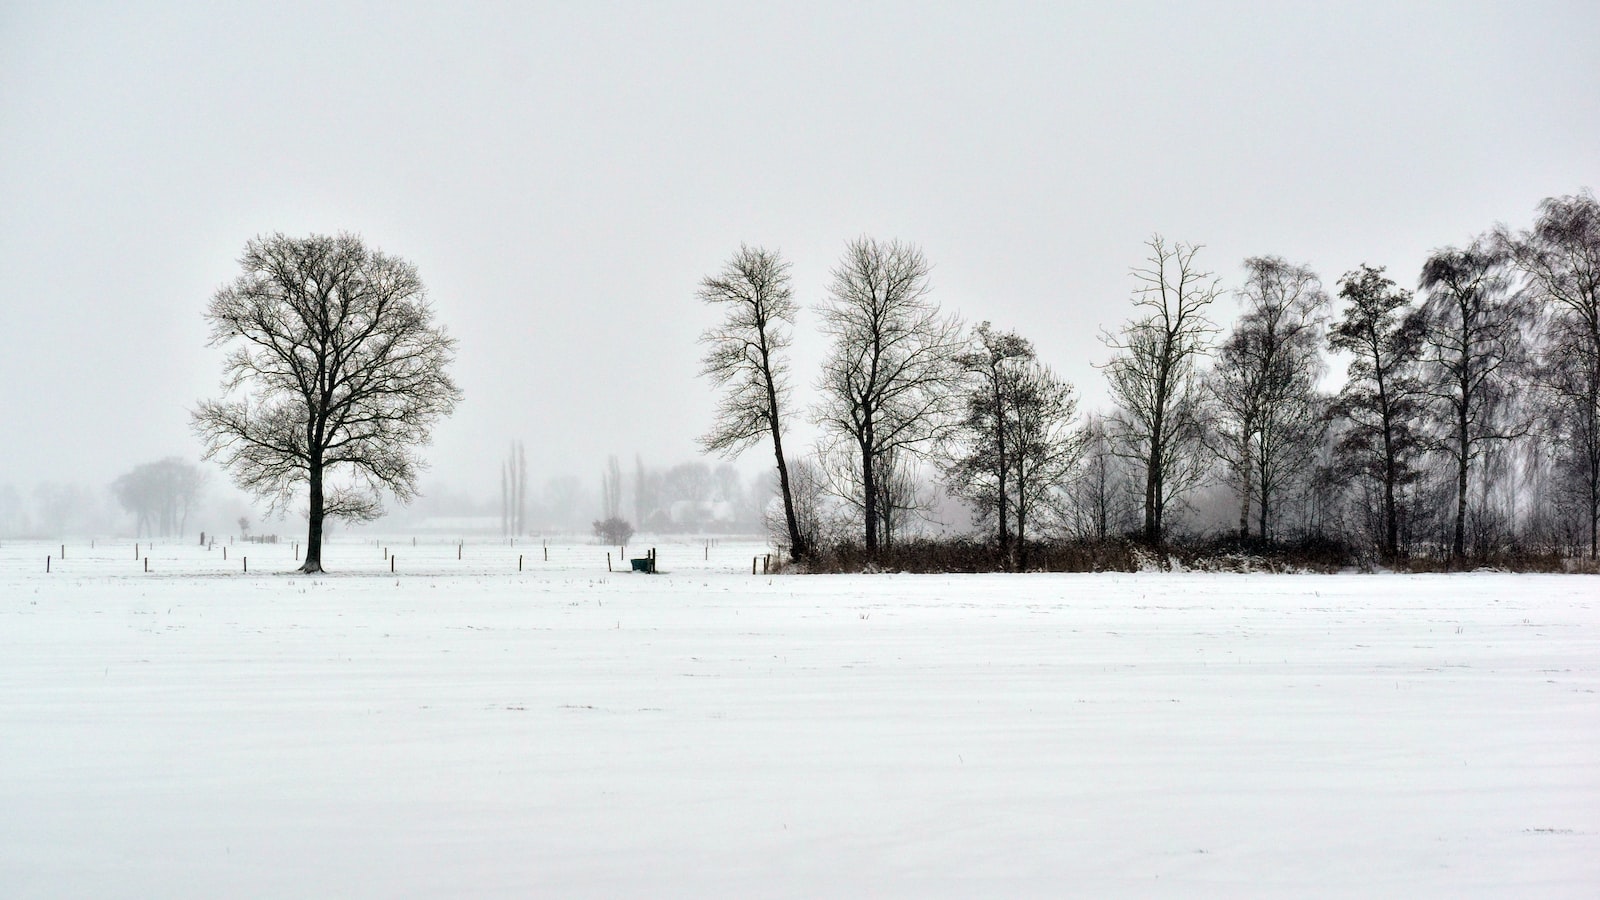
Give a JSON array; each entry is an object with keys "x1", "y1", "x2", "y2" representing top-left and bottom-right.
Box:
[
  {"x1": 815, "y1": 237, "x2": 963, "y2": 553},
  {"x1": 697, "y1": 246, "x2": 807, "y2": 559},
  {"x1": 1101, "y1": 236, "x2": 1219, "y2": 543},
  {"x1": 1207, "y1": 257, "x2": 1328, "y2": 540},
  {"x1": 1504, "y1": 191, "x2": 1600, "y2": 558},
  {"x1": 1328, "y1": 264, "x2": 1427, "y2": 560},
  {"x1": 193, "y1": 233, "x2": 460, "y2": 573},
  {"x1": 1418, "y1": 237, "x2": 1530, "y2": 560}
]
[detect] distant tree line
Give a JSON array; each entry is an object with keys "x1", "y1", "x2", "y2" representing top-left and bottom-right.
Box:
[{"x1": 699, "y1": 190, "x2": 1600, "y2": 570}]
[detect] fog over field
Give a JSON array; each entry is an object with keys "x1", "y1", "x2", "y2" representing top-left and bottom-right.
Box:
[{"x1": 3, "y1": 2, "x2": 1598, "y2": 537}]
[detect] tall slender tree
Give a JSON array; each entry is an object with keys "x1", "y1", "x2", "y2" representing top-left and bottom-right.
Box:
[
  {"x1": 601, "y1": 454, "x2": 623, "y2": 522},
  {"x1": 697, "y1": 246, "x2": 807, "y2": 559},
  {"x1": 1101, "y1": 236, "x2": 1219, "y2": 543},
  {"x1": 501, "y1": 440, "x2": 527, "y2": 536}
]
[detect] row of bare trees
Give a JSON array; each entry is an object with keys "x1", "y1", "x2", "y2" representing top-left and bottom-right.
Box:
[{"x1": 699, "y1": 190, "x2": 1600, "y2": 566}]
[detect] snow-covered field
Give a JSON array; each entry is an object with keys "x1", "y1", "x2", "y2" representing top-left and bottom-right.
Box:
[{"x1": 2, "y1": 537, "x2": 1596, "y2": 897}]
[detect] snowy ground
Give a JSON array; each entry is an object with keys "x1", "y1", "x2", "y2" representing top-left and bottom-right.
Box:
[{"x1": 2, "y1": 537, "x2": 1596, "y2": 897}]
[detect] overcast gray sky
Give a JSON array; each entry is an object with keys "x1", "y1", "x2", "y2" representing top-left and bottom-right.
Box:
[{"x1": 2, "y1": 1, "x2": 1596, "y2": 505}]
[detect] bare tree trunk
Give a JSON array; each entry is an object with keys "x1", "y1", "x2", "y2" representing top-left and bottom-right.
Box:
[
  {"x1": 1238, "y1": 461, "x2": 1251, "y2": 540},
  {"x1": 1384, "y1": 448, "x2": 1399, "y2": 559},
  {"x1": 995, "y1": 379, "x2": 1010, "y2": 569},
  {"x1": 771, "y1": 428, "x2": 804, "y2": 559},
  {"x1": 763, "y1": 345, "x2": 805, "y2": 560},
  {"x1": 1454, "y1": 415, "x2": 1470, "y2": 560},
  {"x1": 302, "y1": 457, "x2": 324, "y2": 574},
  {"x1": 1016, "y1": 503, "x2": 1028, "y2": 570},
  {"x1": 1143, "y1": 428, "x2": 1160, "y2": 543},
  {"x1": 862, "y1": 430, "x2": 878, "y2": 553},
  {"x1": 1258, "y1": 476, "x2": 1270, "y2": 541}
]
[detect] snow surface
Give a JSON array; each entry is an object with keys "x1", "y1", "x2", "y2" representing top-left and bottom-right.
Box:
[{"x1": 2, "y1": 537, "x2": 1597, "y2": 897}]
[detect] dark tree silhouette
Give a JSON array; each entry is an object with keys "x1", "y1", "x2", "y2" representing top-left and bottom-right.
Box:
[
  {"x1": 1505, "y1": 191, "x2": 1600, "y2": 558},
  {"x1": 945, "y1": 323, "x2": 1080, "y2": 568},
  {"x1": 1328, "y1": 264, "x2": 1427, "y2": 560},
  {"x1": 193, "y1": 233, "x2": 460, "y2": 573},
  {"x1": 815, "y1": 237, "x2": 963, "y2": 553},
  {"x1": 946, "y1": 322, "x2": 1035, "y2": 564},
  {"x1": 1418, "y1": 238, "x2": 1530, "y2": 560},
  {"x1": 1101, "y1": 236, "x2": 1219, "y2": 543},
  {"x1": 1207, "y1": 257, "x2": 1328, "y2": 540}
]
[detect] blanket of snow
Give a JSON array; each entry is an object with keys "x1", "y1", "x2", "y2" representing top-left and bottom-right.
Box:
[{"x1": 2, "y1": 537, "x2": 1596, "y2": 897}]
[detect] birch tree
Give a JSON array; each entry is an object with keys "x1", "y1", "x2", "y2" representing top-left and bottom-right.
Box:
[
  {"x1": 1505, "y1": 191, "x2": 1600, "y2": 558},
  {"x1": 1207, "y1": 257, "x2": 1328, "y2": 540}
]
